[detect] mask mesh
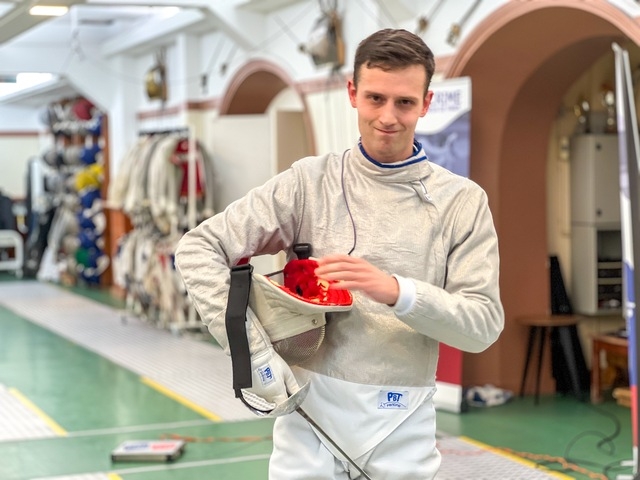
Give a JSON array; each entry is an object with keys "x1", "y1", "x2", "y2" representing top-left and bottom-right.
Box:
[{"x1": 273, "y1": 324, "x2": 325, "y2": 365}]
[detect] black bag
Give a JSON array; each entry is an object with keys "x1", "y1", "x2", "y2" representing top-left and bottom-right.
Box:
[
  {"x1": 0, "y1": 192, "x2": 16, "y2": 230},
  {"x1": 549, "y1": 255, "x2": 590, "y2": 396}
]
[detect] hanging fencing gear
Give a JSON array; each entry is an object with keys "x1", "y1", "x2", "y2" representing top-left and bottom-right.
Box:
[
  {"x1": 225, "y1": 244, "x2": 352, "y2": 417},
  {"x1": 80, "y1": 144, "x2": 101, "y2": 165}
]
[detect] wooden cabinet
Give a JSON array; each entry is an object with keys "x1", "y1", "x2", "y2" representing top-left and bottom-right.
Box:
[{"x1": 570, "y1": 134, "x2": 622, "y2": 315}]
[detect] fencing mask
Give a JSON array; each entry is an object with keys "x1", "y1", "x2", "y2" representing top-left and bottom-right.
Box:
[
  {"x1": 225, "y1": 244, "x2": 352, "y2": 416},
  {"x1": 251, "y1": 251, "x2": 352, "y2": 365}
]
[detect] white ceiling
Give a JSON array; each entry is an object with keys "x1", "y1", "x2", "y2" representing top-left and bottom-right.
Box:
[
  {"x1": 0, "y1": 0, "x2": 304, "y2": 105},
  {"x1": 0, "y1": 0, "x2": 302, "y2": 45},
  {"x1": 0, "y1": 0, "x2": 154, "y2": 46}
]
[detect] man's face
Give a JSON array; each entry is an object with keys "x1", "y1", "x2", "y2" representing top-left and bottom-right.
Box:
[{"x1": 348, "y1": 64, "x2": 432, "y2": 164}]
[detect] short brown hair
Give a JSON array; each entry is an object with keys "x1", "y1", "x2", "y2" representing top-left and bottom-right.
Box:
[{"x1": 352, "y1": 28, "x2": 435, "y2": 94}]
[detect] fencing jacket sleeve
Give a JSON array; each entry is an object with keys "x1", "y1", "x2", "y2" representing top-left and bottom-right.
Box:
[{"x1": 175, "y1": 142, "x2": 504, "y2": 389}]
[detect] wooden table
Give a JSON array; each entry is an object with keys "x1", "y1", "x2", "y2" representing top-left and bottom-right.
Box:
[
  {"x1": 591, "y1": 334, "x2": 629, "y2": 403},
  {"x1": 517, "y1": 314, "x2": 585, "y2": 404}
]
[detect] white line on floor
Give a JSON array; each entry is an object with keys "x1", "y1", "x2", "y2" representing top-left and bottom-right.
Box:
[
  {"x1": 31, "y1": 454, "x2": 271, "y2": 480},
  {"x1": 0, "y1": 281, "x2": 253, "y2": 422},
  {"x1": 65, "y1": 419, "x2": 216, "y2": 438}
]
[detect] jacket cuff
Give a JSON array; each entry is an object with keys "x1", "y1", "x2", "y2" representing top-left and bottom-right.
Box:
[{"x1": 391, "y1": 274, "x2": 416, "y2": 315}]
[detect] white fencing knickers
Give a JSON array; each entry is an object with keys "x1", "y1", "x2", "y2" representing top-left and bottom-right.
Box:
[{"x1": 268, "y1": 393, "x2": 441, "y2": 479}]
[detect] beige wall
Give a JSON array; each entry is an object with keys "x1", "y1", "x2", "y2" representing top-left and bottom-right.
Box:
[{"x1": 0, "y1": 134, "x2": 44, "y2": 198}]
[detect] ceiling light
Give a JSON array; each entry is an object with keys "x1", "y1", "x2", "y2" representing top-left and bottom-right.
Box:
[
  {"x1": 29, "y1": 5, "x2": 69, "y2": 17},
  {"x1": 0, "y1": 73, "x2": 55, "y2": 98}
]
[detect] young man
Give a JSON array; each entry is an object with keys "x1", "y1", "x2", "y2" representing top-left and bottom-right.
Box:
[{"x1": 175, "y1": 28, "x2": 504, "y2": 479}]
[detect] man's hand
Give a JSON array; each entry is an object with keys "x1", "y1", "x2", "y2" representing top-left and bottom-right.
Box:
[{"x1": 314, "y1": 254, "x2": 399, "y2": 306}]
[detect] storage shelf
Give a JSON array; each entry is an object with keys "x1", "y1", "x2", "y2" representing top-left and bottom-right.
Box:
[
  {"x1": 597, "y1": 261, "x2": 622, "y2": 267},
  {"x1": 597, "y1": 278, "x2": 622, "y2": 285},
  {"x1": 570, "y1": 134, "x2": 621, "y2": 316}
]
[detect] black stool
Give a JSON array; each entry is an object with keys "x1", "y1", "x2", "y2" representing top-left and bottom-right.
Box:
[{"x1": 517, "y1": 314, "x2": 584, "y2": 404}]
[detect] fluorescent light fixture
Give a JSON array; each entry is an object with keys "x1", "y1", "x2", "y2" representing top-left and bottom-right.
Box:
[
  {"x1": 159, "y1": 7, "x2": 180, "y2": 18},
  {"x1": 16, "y1": 73, "x2": 55, "y2": 84},
  {"x1": 0, "y1": 73, "x2": 55, "y2": 97},
  {"x1": 29, "y1": 5, "x2": 69, "y2": 16}
]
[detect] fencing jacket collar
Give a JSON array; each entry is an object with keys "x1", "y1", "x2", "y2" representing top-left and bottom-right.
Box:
[{"x1": 353, "y1": 139, "x2": 433, "y2": 183}]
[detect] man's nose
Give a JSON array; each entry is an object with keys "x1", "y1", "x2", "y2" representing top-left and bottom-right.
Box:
[{"x1": 378, "y1": 103, "x2": 397, "y2": 126}]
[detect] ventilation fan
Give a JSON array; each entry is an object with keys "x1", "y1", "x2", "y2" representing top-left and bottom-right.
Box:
[
  {"x1": 145, "y1": 49, "x2": 167, "y2": 102},
  {"x1": 300, "y1": 5, "x2": 344, "y2": 72}
]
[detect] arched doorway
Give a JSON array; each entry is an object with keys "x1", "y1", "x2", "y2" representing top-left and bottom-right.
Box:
[
  {"x1": 211, "y1": 60, "x2": 314, "y2": 274},
  {"x1": 446, "y1": 1, "x2": 640, "y2": 393},
  {"x1": 209, "y1": 60, "x2": 315, "y2": 209},
  {"x1": 219, "y1": 59, "x2": 315, "y2": 158}
]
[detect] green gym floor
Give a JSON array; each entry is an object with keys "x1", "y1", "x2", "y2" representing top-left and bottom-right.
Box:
[{"x1": 0, "y1": 274, "x2": 634, "y2": 480}]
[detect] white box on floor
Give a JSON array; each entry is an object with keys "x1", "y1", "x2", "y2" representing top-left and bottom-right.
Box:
[{"x1": 110, "y1": 439, "x2": 186, "y2": 462}]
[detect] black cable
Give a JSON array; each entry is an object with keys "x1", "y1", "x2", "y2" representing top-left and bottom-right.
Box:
[
  {"x1": 602, "y1": 457, "x2": 634, "y2": 480},
  {"x1": 506, "y1": 401, "x2": 626, "y2": 478},
  {"x1": 561, "y1": 402, "x2": 624, "y2": 478},
  {"x1": 340, "y1": 148, "x2": 357, "y2": 255}
]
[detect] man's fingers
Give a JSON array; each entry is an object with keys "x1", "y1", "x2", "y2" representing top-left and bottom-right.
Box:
[
  {"x1": 313, "y1": 254, "x2": 399, "y2": 305},
  {"x1": 315, "y1": 255, "x2": 367, "y2": 276}
]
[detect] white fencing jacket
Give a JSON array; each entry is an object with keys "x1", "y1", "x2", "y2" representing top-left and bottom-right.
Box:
[{"x1": 175, "y1": 140, "x2": 504, "y2": 456}]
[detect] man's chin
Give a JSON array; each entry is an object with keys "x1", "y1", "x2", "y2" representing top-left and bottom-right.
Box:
[
  {"x1": 370, "y1": 143, "x2": 402, "y2": 164},
  {"x1": 372, "y1": 152, "x2": 400, "y2": 164}
]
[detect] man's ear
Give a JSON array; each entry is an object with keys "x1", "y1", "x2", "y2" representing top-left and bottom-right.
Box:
[
  {"x1": 421, "y1": 90, "x2": 434, "y2": 117},
  {"x1": 347, "y1": 79, "x2": 357, "y2": 107}
]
